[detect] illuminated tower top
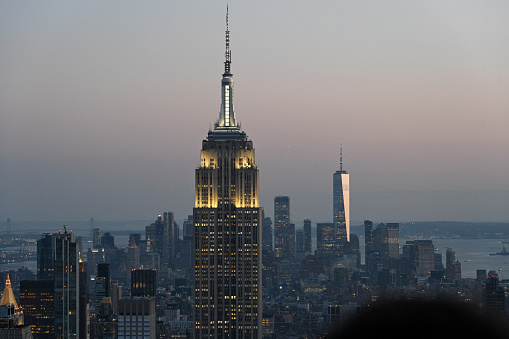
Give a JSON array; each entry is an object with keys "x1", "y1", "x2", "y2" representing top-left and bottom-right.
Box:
[
  {"x1": 210, "y1": 4, "x2": 244, "y2": 140},
  {"x1": 0, "y1": 274, "x2": 19, "y2": 309}
]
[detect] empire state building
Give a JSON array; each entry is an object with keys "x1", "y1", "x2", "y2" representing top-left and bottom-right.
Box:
[{"x1": 193, "y1": 7, "x2": 262, "y2": 338}]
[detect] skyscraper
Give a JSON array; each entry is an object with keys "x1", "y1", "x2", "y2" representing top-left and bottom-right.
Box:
[
  {"x1": 262, "y1": 214, "x2": 273, "y2": 255},
  {"x1": 274, "y1": 196, "x2": 294, "y2": 261},
  {"x1": 37, "y1": 230, "x2": 80, "y2": 339},
  {"x1": 373, "y1": 223, "x2": 400, "y2": 260},
  {"x1": 118, "y1": 297, "x2": 156, "y2": 339},
  {"x1": 333, "y1": 145, "x2": 350, "y2": 256},
  {"x1": 193, "y1": 6, "x2": 262, "y2": 338},
  {"x1": 303, "y1": 219, "x2": 312, "y2": 254},
  {"x1": 131, "y1": 269, "x2": 156, "y2": 298},
  {"x1": 316, "y1": 223, "x2": 335, "y2": 262},
  {"x1": 364, "y1": 220, "x2": 374, "y2": 273},
  {"x1": 20, "y1": 280, "x2": 54, "y2": 339},
  {"x1": 445, "y1": 248, "x2": 461, "y2": 281}
]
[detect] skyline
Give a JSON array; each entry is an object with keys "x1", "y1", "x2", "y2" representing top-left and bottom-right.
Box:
[{"x1": 1, "y1": 1, "x2": 509, "y2": 223}]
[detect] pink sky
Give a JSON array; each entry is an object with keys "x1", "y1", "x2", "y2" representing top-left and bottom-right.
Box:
[{"x1": 1, "y1": 1, "x2": 508, "y2": 223}]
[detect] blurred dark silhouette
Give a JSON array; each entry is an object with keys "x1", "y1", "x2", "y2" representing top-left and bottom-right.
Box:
[{"x1": 326, "y1": 297, "x2": 509, "y2": 338}]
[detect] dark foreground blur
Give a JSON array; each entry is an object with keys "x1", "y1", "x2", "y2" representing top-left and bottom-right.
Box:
[{"x1": 325, "y1": 298, "x2": 509, "y2": 338}]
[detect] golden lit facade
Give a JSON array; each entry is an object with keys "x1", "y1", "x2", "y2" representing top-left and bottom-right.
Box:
[{"x1": 193, "y1": 6, "x2": 262, "y2": 338}]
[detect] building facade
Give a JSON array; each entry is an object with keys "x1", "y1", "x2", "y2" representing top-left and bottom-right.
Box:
[
  {"x1": 193, "y1": 7, "x2": 262, "y2": 338},
  {"x1": 118, "y1": 298, "x2": 156, "y2": 339},
  {"x1": 37, "y1": 231, "x2": 80, "y2": 339},
  {"x1": 303, "y1": 219, "x2": 312, "y2": 254},
  {"x1": 332, "y1": 146, "x2": 350, "y2": 256},
  {"x1": 274, "y1": 196, "x2": 294, "y2": 262},
  {"x1": 20, "y1": 280, "x2": 54, "y2": 339}
]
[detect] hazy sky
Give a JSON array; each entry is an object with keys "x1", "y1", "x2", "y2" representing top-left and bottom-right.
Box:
[{"x1": 1, "y1": 1, "x2": 508, "y2": 225}]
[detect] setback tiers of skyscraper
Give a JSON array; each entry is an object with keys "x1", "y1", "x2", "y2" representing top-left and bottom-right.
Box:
[{"x1": 193, "y1": 6, "x2": 262, "y2": 338}]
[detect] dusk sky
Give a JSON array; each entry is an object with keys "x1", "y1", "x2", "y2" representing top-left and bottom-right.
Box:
[{"x1": 1, "y1": 1, "x2": 508, "y2": 225}]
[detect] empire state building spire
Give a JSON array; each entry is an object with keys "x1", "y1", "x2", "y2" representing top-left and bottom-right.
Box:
[
  {"x1": 224, "y1": 4, "x2": 231, "y2": 75},
  {"x1": 195, "y1": 7, "x2": 262, "y2": 337},
  {"x1": 214, "y1": 4, "x2": 239, "y2": 133}
]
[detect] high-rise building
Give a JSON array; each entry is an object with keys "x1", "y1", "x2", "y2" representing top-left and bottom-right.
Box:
[
  {"x1": 100, "y1": 232, "x2": 115, "y2": 249},
  {"x1": 92, "y1": 229, "x2": 101, "y2": 249},
  {"x1": 303, "y1": 219, "x2": 312, "y2": 254},
  {"x1": 262, "y1": 214, "x2": 273, "y2": 254},
  {"x1": 274, "y1": 196, "x2": 294, "y2": 261},
  {"x1": 445, "y1": 248, "x2": 461, "y2": 281},
  {"x1": 0, "y1": 280, "x2": 32, "y2": 339},
  {"x1": 118, "y1": 298, "x2": 156, "y2": 339},
  {"x1": 131, "y1": 269, "x2": 156, "y2": 298},
  {"x1": 90, "y1": 297, "x2": 117, "y2": 339},
  {"x1": 95, "y1": 263, "x2": 110, "y2": 315},
  {"x1": 0, "y1": 274, "x2": 24, "y2": 327},
  {"x1": 78, "y1": 259, "x2": 89, "y2": 339},
  {"x1": 148, "y1": 212, "x2": 176, "y2": 269},
  {"x1": 317, "y1": 223, "x2": 335, "y2": 262},
  {"x1": 20, "y1": 280, "x2": 54, "y2": 339},
  {"x1": 373, "y1": 223, "x2": 399, "y2": 260},
  {"x1": 37, "y1": 234, "x2": 55, "y2": 281},
  {"x1": 163, "y1": 211, "x2": 176, "y2": 269},
  {"x1": 193, "y1": 6, "x2": 262, "y2": 338},
  {"x1": 364, "y1": 220, "x2": 374, "y2": 273},
  {"x1": 332, "y1": 145, "x2": 350, "y2": 256},
  {"x1": 37, "y1": 230, "x2": 80, "y2": 339},
  {"x1": 403, "y1": 240, "x2": 435, "y2": 276},
  {"x1": 484, "y1": 271, "x2": 505, "y2": 317},
  {"x1": 296, "y1": 229, "x2": 304, "y2": 253}
]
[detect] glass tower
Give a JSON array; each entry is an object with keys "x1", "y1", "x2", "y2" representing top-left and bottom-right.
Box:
[
  {"x1": 37, "y1": 230, "x2": 80, "y2": 339},
  {"x1": 333, "y1": 145, "x2": 350, "y2": 256},
  {"x1": 193, "y1": 6, "x2": 262, "y2": 338}
]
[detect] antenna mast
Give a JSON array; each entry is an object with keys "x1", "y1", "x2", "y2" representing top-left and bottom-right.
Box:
[
  {"x1": 224, "y1": 4, "x2": 231, "y2": 74},
  {"x1": 340, "y1": 142, "x2": 343, "y2": 172}
]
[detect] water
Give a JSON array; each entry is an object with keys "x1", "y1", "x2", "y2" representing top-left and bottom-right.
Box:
[{"x1": 431, "y1": 238, "x2": 509, "y2": 279}]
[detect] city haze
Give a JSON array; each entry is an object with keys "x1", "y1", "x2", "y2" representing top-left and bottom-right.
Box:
[{"x1": 1, "y1": 1, "x2": 508, "y2": 223}]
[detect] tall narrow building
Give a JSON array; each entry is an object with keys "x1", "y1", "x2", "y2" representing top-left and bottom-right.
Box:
[
  {"x1": 333, "y1": 144, "x2": 350, "y2": 256},
  {"x1": 37, "y1": 230, "x2": 80, "y2": 339},
  {"x1": 274, "y1": 196, "x2": 294, "y2": 261},
  {"x1": 303, "y1": 219, "x2": 312, "y2": 254},
  {"x1": 194, "y1": 6, "x2": 262, "y2": 338}
]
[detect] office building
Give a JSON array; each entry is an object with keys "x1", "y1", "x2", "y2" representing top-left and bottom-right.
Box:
[
  {"x1": 403, "y1": 240, "x2": 435, "y2": 276},
  {"x1": 484, "y1": 271, "x2": 505, "y2": 317},
  {"x1": 274, "y1": 196, "x2": 294, "y2": 261},
  {"x1": 95, "y1": 263, "x2": 110, "y2": 315},
  {"x1": 373, "y1": 223, "x2": 400, "y2": 260},
  {"x1": 193, "y1": 7, "x2": 262, "y2": 337},
  {"x1": 93, "y1": 228, "x2": 101, "y2": 249},
  {"x1": 0, "y1": 288, "x2": 32, "y2": 339},
  {"x1": 147, "y1": 212, "x2": 176, "y2": 270},
  {"x1": 296, "y1": 229, "x2": 304, "y2": 253},
  {"x1": 364, "y1": 220, "x2": 374, "y2": 273},
  {"x1": 37, "y1": 230, "x2": 80, "y2": 339},
  {"x1": 78, "y1": 260, "x2": 89, "y2": 339},
  {"x1": 131, "y1": 269, "x2": 156, "y2": 298},
  {"x1": 90, "y1": 297, "x2": 117, "y2": 339},
  {"x1": 317, "y1": 223, "x2": 335, "y2": 262},
  {"x1": 101, "y1": 233, "x2": 115, "y2": 249},
  {"x1": 118, "y1": 298, "x2": 156, "y2": 339},
  {"x1": 303, "y1": 219, "x2": 312, "y2": 254},
  {"x1": 0, "y1": 274, "x2": 24, "y2": 327},
  {"x1": 21, "y1": 279, "x2": 54, "y2": 339},
  {"x1": 262, "y1": 214, "x2": 273, "y2": 254},
  {"x1": 332, "y1": 145, "x2": 350, "y2": 256},
  {"x1": 445, "y1": 248, "x2": 461, "y2": 281}
]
